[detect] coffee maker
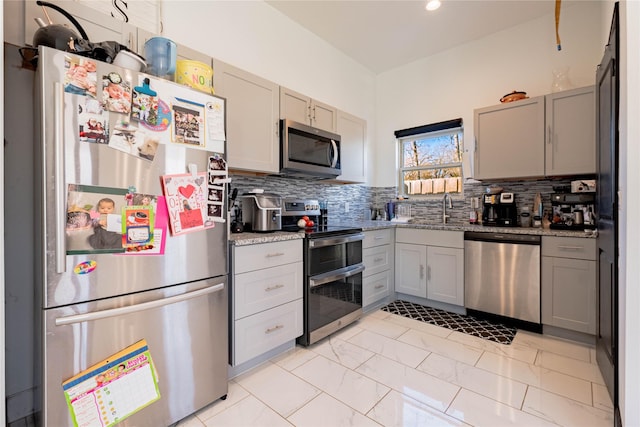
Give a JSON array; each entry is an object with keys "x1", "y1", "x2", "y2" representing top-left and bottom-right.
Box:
[
  {"x1": 482, "y1": 192, "x2": 518, "y2": 226},
  {"x1": 550, "y1": 192, "x2": 596, "y2": 229}
]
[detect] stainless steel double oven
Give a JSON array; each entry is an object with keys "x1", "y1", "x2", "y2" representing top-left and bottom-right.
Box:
[{"x1": 281, "y1": 199, "x2": 364, "y2": 346}]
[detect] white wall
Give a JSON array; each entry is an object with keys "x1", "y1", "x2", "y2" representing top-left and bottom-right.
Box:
[
  {"x1": 618, "y1": 1, "x2": 640, "y2": 425},
  {"x1": 374, "y1": 1, "x2": 606, "y2": 187},
  {"x1": 161, "y1": 1, "x2": 376, "y2": 170}
]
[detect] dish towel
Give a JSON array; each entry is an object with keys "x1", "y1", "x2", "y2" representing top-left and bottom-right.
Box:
[
  {"x1": 420, "y1": 179, "x2": 433, "y2": 194},
  {"x1": 432, "y1": 178, "x2": 445, "y2": 194},
  {"x1": 408, "y1": 180, "x2": 422, "y2": 195},
  {"x1": 445, "y1": 177, "x2": 460, "y2": 193}
]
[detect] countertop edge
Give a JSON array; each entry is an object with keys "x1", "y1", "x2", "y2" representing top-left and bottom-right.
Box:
[{"x1": 229, "y1": 221, "x2": 597, "y2": 245}]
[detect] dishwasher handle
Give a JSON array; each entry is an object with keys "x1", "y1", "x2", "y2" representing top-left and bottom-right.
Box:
[{"x1": 464, "y1": 231, "x2": 540, "y2": 245}]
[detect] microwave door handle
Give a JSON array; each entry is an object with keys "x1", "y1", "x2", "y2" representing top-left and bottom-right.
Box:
[{"x1": 330, "y1": 139, "x2": 339, "y2": 168}]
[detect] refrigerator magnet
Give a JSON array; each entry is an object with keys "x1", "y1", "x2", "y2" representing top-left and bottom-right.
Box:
[
  {"x1": 132, "y1": 78, "x2": 159, "y2": 127},
  {"x1": 73, "y1": 260, "x2": 97, "y2": 275}
]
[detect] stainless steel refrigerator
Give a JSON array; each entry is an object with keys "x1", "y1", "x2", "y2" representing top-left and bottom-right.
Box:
[{"x1": 33, "y1": 46, "x2": 228, "y2": 426}]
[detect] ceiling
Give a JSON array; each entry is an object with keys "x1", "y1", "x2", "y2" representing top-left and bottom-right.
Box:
[{"x1": 265, "y1": 0, "x2": 573, "y2": 74}]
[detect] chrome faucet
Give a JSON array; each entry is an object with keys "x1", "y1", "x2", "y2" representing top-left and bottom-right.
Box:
[{"x1": 443, "y1": 193, "x2": 453, "y2": 224}]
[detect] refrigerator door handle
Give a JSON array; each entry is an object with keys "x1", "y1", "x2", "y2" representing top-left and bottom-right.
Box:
[
  {"x1": 55, "y1": 282, "x2": 225, "y2": 326},
  {"x1": 54, "y1": 82, "x2": 66, "y2": 273}
]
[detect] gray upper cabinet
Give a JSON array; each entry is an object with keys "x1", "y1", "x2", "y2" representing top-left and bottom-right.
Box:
[
  {"x1": 213, "y1": 59, "x2": 280, "y2": 173},
  {"x1": 25, "y1": 0, "x2": 138, "y2": 51},
  {"x1": 335, "y1": 110, "x2": 367, "y2": 183},
  {"x1": 473, "y1": 85, "x2": 595, "y2": 180},
  {"x1": 474, "y1": 96, "x2": 545, "y2": 180},
  {"x1": 545, "y1": 86, "x2": 596, "y2": 176},
  {"x1": 280, "y1": 87, "x2": 337, "y2": 132}
]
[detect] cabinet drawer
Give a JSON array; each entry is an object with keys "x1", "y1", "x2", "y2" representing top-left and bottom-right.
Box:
[
  {"x1": 363, "y1": 245, "x2": 392, "y2": 277},
  {"x1": 396, "y1": 228, "x2": 463, "y2": 248},
  {"x1": 542, "y1": 236, "x2": 596, "y2": 260},
  {"x1": 363, "y1": 270, "x2": 392, "y2": 308},
  {"x1": 363, "y1": 229, "x2": 393, "y2": 248},
  {"x1": 233, "y1": 299, "x2": 303, "y2": 365},
  {"x1": 233, "y1": 240, "x2": 302, "y2": 274},
  {"x1": 234, "y1": 262, "x2": 303, "y2": 319}
]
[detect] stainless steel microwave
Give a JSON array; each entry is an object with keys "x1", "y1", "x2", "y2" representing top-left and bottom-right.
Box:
[{"x1": 280, "y1": 119, "x2": 341, "y2": 179}]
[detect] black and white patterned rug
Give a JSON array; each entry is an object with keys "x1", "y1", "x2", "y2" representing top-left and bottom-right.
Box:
[{"x1": 381, "y1": 300, "x2": 517, "y2": 345}]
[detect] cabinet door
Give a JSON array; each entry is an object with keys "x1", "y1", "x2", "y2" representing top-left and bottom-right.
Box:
[
  {"x1": 233, "y1": 299, "x2": 303, "y2": 366},
  {"x1": 542, "y1": 257, "x2": 596, "y2": 334},
  {"x1": 280, "y1": 87, "x2": 311, "y2": 125},
  {"x1": 25, "y1": 0, "x2": 138, "y2": 50},
  {"x1": 311, "y1": 100, "x2": 337, "y2": 132},
  {"x1": 363, "y1": 270, "x2": 392, "y2": 309},
  {"x1": 474, "y1": 96, "x2": 545, "y2": 179},
  {"x1": 545, "y1": 86, "x2": 596, "y2": 175},
  {"x1": 214, "y1": 59, "x2": 280, "y2": 173},
  {"x1": 336, "y1": 110, "x2": 366, "y2": 183},
  {"x1": 395, "y1": 243, "x2": 427, "y2": 297},
  {"x1": 426, "y1": 246, "x2": 464, "y2": 306}
]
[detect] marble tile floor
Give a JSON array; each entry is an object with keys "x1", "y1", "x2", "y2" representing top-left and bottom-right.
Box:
[{"x1": 178, "y1": 309, "x2": 614, "y2": 427}]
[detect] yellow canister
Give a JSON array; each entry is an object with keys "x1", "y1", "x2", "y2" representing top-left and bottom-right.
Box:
[{"x1": 174, "y1": 60, "x2": 214, "y2": 94}]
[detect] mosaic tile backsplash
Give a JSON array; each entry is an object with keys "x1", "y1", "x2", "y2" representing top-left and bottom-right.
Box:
[{"x1": 229, "y1": 174, "x2": 594, "y2": 226}]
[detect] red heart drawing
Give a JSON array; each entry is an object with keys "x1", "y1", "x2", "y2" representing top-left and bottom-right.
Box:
[{"x1": 178, "y1": 185, "x2": 195, "y2": 199}]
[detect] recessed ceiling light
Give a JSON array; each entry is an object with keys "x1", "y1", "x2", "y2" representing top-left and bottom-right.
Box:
[{"x1": 426, "y1": 0, "x2": 441, "y2": 11}]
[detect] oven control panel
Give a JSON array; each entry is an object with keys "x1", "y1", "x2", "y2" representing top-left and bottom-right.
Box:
[{"x1": 282, "y1": 199, "x2": 321, "y2": 216}]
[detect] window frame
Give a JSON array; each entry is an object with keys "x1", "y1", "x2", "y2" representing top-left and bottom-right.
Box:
[{"x1": 395, "y1": 119, "x2": 464, "y2": 199}]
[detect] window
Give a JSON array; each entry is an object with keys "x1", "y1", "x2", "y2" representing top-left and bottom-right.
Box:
[{"x1": 395, "y1": 119, "x2": 463, "y2": 197}]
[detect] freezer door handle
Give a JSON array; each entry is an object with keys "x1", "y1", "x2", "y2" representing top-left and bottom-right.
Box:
[
  {"x1": 54, "y1": 282, "x2": 225, "y2": 326},
  {"x1": 54, "y1": 82, "x2": 66, "y2": 273}
]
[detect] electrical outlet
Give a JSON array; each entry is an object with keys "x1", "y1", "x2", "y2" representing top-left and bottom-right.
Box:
[{"x1": 345, "y1": 202, "x2": 350, "y2": 212}]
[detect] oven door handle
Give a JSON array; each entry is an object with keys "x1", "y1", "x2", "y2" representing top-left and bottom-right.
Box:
[
  {"x1": 308, "y1": 233, "x2": 364, "y2": 248},
  {"x1": 309, "y1": 264, "x2": 365, "y2": 288}
]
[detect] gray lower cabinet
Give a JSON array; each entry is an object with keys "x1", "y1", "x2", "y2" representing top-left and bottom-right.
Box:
[
  {"x1": 230, "y1": 240, "x2": 303, "y2": 366},
  {"x1": 541, "y1": 236, "x2": 597, "y2": 334},
  {"x1": 362, "y1": 229, "x2": 394, "y2": 310},
  {"x1": 395, "y1": 229, "x2": 464, "y2": 306}
]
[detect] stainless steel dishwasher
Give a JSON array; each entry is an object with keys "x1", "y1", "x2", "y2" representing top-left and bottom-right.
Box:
[{"x1": 464, "y1": 232, "x2": 541, "y2": 324}]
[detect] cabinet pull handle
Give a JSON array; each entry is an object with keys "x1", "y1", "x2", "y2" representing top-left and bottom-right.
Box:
[
  {"x1": 265, "y1": 324, "x2": 284, "y2": 334},
  {"x1": 374, "y1": 257, "x2": 384, "y2": 263},
  {"x1": 557, "y1": 245, "x2": 584, "y2": 250},
  {"x1": 266, "y1": 252, "x2": 285, "y2": 258},
  {"x1": 374, "y1": 236, "x2": 384, "y2": 240},
  {"x1": 420, "y1": 265, "x2": 425, "y2": 280},
  {"x1": 265, "y1": 284, "x2": 285, "y2": 292},
  {"x1": 547, "y1": 125, "x2": 552, "y2": 145},
  {"x1": 427, "y1": 266, "x2": 431, "y2": 281},
  {"x1": 275, "y1": 121, "x2": 279, "y2": 137},
  {"x1": 374, "y1": 284, "x2": 384, "y2": 289}
]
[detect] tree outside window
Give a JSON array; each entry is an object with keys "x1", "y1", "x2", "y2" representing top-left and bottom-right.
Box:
[{"x1": 397, "y1": 122, "x2": 463, "y2": 197}]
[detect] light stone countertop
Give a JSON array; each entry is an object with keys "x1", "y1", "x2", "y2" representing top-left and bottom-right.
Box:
[
  {"x1": 229, "y1": 230, "x2": 305, "y2": 246},
  {"x1": 229, "y1": 220, "x2": 597, "y2": 245}
]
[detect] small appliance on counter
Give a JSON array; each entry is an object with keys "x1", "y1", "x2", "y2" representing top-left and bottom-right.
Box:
[
  {"x1": 550, "y1": 192, "x2": 596, "y2": 230},
  {"x1": 240, "y1": 191, "x2": 282, "y2": 232},
  {"x1": 482, "y1": 192, "x2": 518, "y2": 226}
]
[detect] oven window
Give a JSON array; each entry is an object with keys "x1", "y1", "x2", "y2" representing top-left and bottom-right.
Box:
[
  {"x1": 308, "y1": 273, "x2": 362, "y2": 333},
  {"x1": 308, "y1": 240, "x2": 362, "y2": 276}
]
